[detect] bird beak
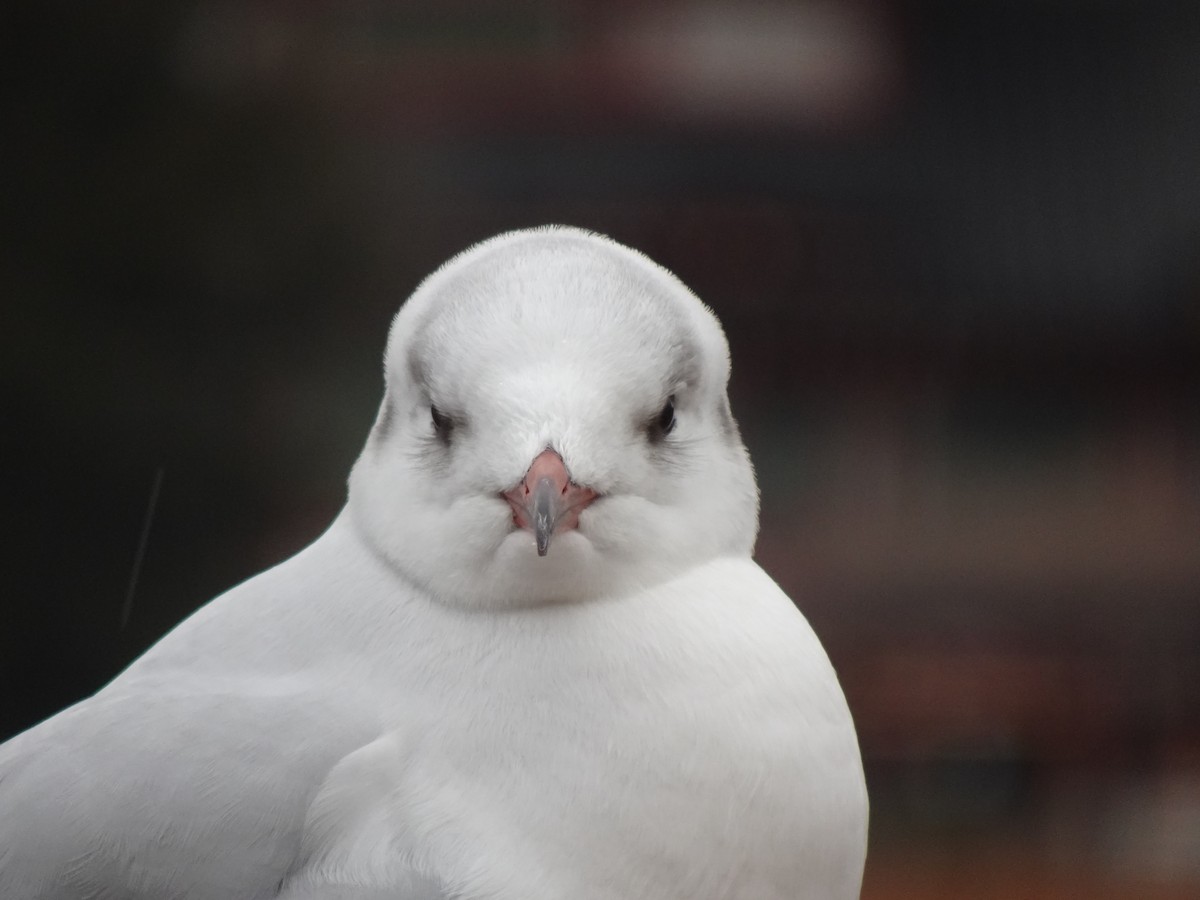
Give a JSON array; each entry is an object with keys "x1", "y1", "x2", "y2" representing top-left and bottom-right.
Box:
[{"x1": 503, "y1": 449, "x2": 597, "y2": 557}]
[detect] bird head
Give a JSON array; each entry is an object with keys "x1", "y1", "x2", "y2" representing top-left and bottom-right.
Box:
[{"x1": 348, "y1": 227, "x2": 759, "y2": 608}]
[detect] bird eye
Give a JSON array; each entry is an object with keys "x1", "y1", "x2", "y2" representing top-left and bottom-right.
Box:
[
  {"x1": 659, "y1": 396, "x2": 676, "y2": 432},
  {"x1": 430, "y1": 404, "x2": 453, "y2": 440},
  {"x1": 649, "y1": 395, "x2": 676, "y2": 441}
]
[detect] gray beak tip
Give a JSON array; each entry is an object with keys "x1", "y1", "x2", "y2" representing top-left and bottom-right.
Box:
[{"x1": 533, "y1": 476, "x2": 557, "y2": 558}]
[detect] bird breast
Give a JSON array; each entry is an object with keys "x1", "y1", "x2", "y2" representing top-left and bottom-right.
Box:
[{"x1": 339, "y1": 556, "x2": 867, "y2": 900}]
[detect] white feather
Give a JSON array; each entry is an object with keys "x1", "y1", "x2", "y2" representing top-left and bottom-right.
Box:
[{"x1": 0, "y1": 226, "x2": 867, "y2": 899}]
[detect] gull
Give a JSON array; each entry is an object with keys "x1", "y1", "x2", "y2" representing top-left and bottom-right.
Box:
[{"x1": 0, "y1": 226, "x2": 868, "y2": 899}]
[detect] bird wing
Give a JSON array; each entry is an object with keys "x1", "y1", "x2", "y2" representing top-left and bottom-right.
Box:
[
  {"x1": 276, "y1": 733, "x2": 451, "y2": 899},
  {"x1": 0, "y1": 674, "x2": 401, "y2": 900}
]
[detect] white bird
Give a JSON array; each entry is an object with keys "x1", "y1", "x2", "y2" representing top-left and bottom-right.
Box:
[{"x1": 0, "y1": 227, "x2": 868, "y2": 899}]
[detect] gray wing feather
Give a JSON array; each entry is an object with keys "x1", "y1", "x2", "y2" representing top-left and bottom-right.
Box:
[{"x1": 0, "y1": 678, "x2": 379, "y2": 900}]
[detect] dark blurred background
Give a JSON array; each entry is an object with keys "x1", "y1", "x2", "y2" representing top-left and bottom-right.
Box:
[{"x1": 3, "y1": 1, "x2": 1198, "y2": 896}]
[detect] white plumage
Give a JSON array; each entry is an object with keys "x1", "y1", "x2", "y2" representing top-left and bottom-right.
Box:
[{"x1": 0, "y1": 227, "x2": 868, "y2": 899}]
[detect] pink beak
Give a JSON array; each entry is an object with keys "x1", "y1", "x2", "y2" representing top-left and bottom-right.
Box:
[{"x1": 503, "y1": 448, "x2": 598, "y2": 557}]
